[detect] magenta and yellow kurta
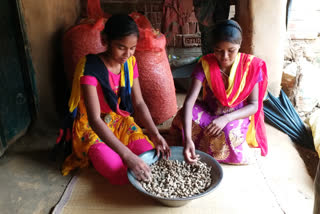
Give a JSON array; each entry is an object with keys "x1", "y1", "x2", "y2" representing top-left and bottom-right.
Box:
[
  {"x1": 172, "y1": 53, "x2": 268, "y2": 164},
  {"x1": 62, "y1": 55, "x2": 154, "y2": 176}
]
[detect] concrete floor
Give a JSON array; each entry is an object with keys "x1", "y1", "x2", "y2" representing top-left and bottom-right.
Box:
[
  {"x1": 0, "y1": 124, "x2": 72, "y2": 214},
  {"x1": 0, "y1": 92, "x2": 318, "y2": 214}
]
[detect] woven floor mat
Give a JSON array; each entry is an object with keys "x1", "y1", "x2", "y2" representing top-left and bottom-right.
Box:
[{"x1": 52, "y1": 125, "x2": 314, "y2": 214}]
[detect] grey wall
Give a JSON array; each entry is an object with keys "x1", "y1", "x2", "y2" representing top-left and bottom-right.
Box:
[{"x1": 20, "y1": 0, "x2": 81, "y2": 127}]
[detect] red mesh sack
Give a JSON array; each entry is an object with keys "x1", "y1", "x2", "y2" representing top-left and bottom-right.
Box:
[
  {"x1": 63, "y1": 0, "x2": 111, "y2": 84},
  {"x1": 87, "y1": 0, "x2": 105, "y2": 19},
  {"x1": 62, "y1": 18, "x2": 107, "y2": 84},
  {"x1": 131, "y1": 13, "x2": 177, "y2": 124},
  {"x1": 130, "y1": 12, "x2": 152, "y2": 29},
  {"x1": 136, "y1": 28, "x2": 166, "y2": 52}
]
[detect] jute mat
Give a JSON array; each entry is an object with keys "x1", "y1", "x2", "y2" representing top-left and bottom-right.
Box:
[{"x1": 52, "y1": 125, "x2": 314, "y2": 214}]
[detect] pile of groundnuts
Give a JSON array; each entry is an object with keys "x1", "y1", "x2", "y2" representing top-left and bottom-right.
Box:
[{"x1": 140, "y1": 159, "x2": 212, "y2": 198}]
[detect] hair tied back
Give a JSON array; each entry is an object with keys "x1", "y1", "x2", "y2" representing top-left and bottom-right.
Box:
[{"x1": 227, "y1": 23, "x2": 242, "y2": 33}]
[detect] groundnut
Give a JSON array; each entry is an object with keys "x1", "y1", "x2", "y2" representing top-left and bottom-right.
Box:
[{"x1": 140, "y1": 159, "x2": 212, "y2": 198}]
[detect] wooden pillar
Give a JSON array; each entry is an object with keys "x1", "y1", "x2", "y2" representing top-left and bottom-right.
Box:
[{"x1": 236, "y1": 0, "x2": 287, "y2": 96}]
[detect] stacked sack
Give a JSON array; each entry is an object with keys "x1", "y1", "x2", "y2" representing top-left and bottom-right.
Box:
[{"x1": 131, "y1": 12, "x2": 177, "y2": 125}]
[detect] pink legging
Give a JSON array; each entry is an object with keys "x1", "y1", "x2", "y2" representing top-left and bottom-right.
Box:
[{"x1": 88, "y1": 139, "x2": 153, "y2": 185}]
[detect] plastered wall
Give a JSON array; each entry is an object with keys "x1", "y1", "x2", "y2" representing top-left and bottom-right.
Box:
[
  {"x1": 20, "y1": 0, "x2": 81, "y2": 126},
  {"x1": 237, "y1": 0, "x2": 287, "y2": 96}
]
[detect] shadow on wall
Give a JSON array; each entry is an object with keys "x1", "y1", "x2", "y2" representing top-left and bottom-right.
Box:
[{"x1": 51, "y1": 27, "x2": 70, "y2": 121}]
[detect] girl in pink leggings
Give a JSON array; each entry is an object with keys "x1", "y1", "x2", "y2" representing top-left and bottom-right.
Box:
[
  {"x1": 88, "y1": 139, "x2": 153, "y2": 185},
  {"x1": 61, "y1": 14, "x2": 171, "y2": 184}
]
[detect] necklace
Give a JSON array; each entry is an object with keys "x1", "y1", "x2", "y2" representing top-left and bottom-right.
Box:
[{"x1": 220, "y1": 69, "x2": 229, "y2": 78}]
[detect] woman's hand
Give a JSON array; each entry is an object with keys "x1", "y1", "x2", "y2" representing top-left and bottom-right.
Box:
[
  {"x1": 204, "y1": 115, "x2": 230, "y2": 137},
  {"x1": 131, "y1": 78, "x2": 171, "y2": 159},
  {"x1": 150, "y1": 133, "x2": 171, "y2": 159},
  {"x1": 123, "y1": 152, "x2": 151, "y2": 181},
  {"x1": 184, "y1": 139, "x2": 199, "y2": 163}
]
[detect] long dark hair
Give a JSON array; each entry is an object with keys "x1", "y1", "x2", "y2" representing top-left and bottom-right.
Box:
[
  {"x1": 211, "y1": 19, "x2": 242, "y2": 47},
  {"x1": 103, "y1": 14, "x2": 139, "y2": 42}
]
